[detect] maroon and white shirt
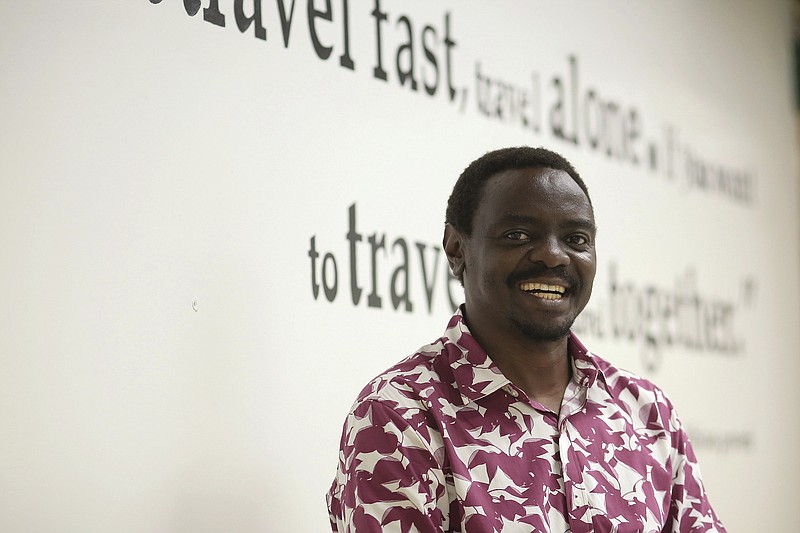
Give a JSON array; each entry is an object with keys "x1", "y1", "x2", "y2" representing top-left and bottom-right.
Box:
[{"x1": 327, "y1": 309, "x2": 725, "y2": 532}]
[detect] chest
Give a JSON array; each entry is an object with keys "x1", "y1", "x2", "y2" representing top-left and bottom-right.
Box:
[{"x1": 434, "y1": 395, "x2": 674, "y2": 532}]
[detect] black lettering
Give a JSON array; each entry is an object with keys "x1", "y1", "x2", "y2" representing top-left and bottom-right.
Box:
[
  {"x1": 583, "y1": 89, "x2": 601, "y2": 149},
  {"x1": 568, "y1": 55, "x2": 579, "y2": 145},
  {"x1": 443, "y1": 12, "x2": 456, "y2": 101},
  {"x1": 395, "y1": 16, "x2": 417, "y2": 91},
  {"x1": 421, "y1": 25, "x2": 438, "y2": 96},
  {"x1": 322, "y1": 252, "x2": 338, "y2": 302},
  {"x1": 390, "y1": 238, "x2": 413, "y2": 312},
  {"x1": 339, "y1": 0, "x2": 354, "y2": 69},
  {"x1": 234, "y1": 0, "x2": 266, "y2": 40},
  {"x1": 371, "y1": 0, "x2": 388, "y2": 81},
  {"x1": 203, "y1": 0, "x2": 226, "y2": 26},
  {"x1": 702, "y1": 302, "x2": 718, "y2": 350},
  {"x1": 308, "y1": 0, "x2": 333, "y2": 60},
  {"x1": 627, "y1": 109, "x2": 640, "y2": 165},
  {"x1": 308, "y1": 236, "x2": 320, "y2": 300},
  {"x1": 530, "y1": 72, "x2": 541, "y2": 132},
  {"x1": 493, "y1": 82, "x2": 506, "y2": 119},
  {"x1": 183, "y1": 0, "x2": 201, "y2": 16},
  {"x1": 659, "y1": 290, "x2": 675, "y2": 348},
  {"x1": 475, "y1": 63, "x2": 489, "y2": 116},
  {"x1": 718, "y1": 303, "x2": 735, "y2": 351},
  {"x1": 609, "y1": 262, "x2": 621, "y2": 337},
  {"x1": 665, "y1": 125, "x2": 677, "y2": 179},
  {"x1": 549, "y1": 77, "x2": 568, "y2": 141},
  {"x1": 603, "y1": 101, "x2": 622, "y2": 159},
  {"x1": 346, "y1": 203, "x2": 363, "y2": 305},
  {"x1": 367, "y1": 233, "x2": 386, "y2": 307},
  {"x1": 517, "y1": 84, "x2": 529, "y2": 127},
  {"x1": 416, "y1": 242, "x2": 440, "y2": 313},
  {"x1": 643, "y1": 287, "x2": 659, "y2": 347},
  {"x1": 276, "y1": 0, "x2": 297, "y2": 47}
]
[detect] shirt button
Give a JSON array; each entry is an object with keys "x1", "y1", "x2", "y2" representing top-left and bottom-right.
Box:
[{"x1": 573, "y1": 488, "x2": 589, "y2": 507}]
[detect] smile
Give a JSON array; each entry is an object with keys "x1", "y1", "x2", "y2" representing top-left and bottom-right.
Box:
[{"x1": 519, "y1": 282, "x2": 566, "y2": 300}]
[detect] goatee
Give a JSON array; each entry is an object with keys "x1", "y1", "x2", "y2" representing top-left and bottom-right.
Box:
[{"x1": 509, "y1": 313, "x2": 574, "y2": 342}]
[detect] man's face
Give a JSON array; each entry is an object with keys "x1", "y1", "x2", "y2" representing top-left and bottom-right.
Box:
[{"x1": 445, "y1": 167, "x2": 596, "y2": 344}]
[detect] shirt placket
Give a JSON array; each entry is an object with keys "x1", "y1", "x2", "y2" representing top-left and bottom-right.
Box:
[
  {"x1": 558, "y1": 426, "x2": 594, "y2": 533},
  {"x1": 559, "y1": 373, "x2": 595, "y2": 533}
]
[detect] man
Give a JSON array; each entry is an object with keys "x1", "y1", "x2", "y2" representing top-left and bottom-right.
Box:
[{"x1": 327, "y1": 147, "x2": 725, "y2": 532}]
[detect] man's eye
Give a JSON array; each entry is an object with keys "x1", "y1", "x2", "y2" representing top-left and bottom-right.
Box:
[
  {"x1": 505, "y1": 231, "x2": 529, "y2": 241},
  {"x1": 567, "y1": 235, "x2": 589, "y2": 246}
]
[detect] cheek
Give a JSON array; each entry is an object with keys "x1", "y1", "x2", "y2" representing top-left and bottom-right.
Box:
[
  {"x1": 469, "y1": 261, "x2": 506, "y2": 292},
  {"x1": 574, "y1": 252, "x2": 596, "y2": 276},
  {"x1": 583, "y1": 278, "x2": 595, "y2": 299},
  {"x1": 580, "y1": 260, "x2": 597, "y2": 291}
]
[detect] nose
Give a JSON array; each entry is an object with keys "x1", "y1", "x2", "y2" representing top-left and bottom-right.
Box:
[{"x1": 527, "y1": 236, "x2": 570, "y2": 268}]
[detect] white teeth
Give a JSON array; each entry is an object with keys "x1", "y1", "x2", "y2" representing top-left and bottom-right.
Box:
[
  {"x1": 533, "y1": 292, "x2": 561, "y2": 300},
  {"x1": 519, "y1": 282, "x2": 566, "y2": 295}
]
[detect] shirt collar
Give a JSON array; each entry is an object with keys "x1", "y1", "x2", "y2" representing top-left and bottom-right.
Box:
[
  {"x1": 567, "y1": 332, "x2": 609, "y2": 391},
  {"x1": 443, "y1": 306, "x2": 609, "y2": 405},
  {"x1": 443, "y1": 307, "x2": 511, "y2": 405}
]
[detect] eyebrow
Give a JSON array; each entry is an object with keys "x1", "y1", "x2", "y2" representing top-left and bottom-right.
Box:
[{"x1": 494, "y1": 213, "x2": 597, "y2": 232}]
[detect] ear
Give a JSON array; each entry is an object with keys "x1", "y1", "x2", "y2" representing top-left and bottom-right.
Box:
[{"x1": 443, "y1": 224, "x2": 466, "y2": 279}]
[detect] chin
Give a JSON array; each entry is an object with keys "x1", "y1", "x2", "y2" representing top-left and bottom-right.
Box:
[{"x1": 510, "y1": 316, "x2": 574, "y2": 342}]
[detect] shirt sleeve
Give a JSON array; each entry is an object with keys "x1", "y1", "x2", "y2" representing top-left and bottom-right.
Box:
[
  {"x1": 661, "y1": 396, "x2": 727, "y2": 533},
  {"x1": 327, "y1": 398, "x2": 450, "y2": 533}
]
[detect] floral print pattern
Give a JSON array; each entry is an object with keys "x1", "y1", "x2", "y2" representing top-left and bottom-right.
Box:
[{"x1": 328, "y1": 309, "x2": 725, "y2": 532}]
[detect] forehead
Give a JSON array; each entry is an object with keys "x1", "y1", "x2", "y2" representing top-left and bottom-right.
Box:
[{"x1": 474, "y1": 167, "x2": 594, "y2": 230}]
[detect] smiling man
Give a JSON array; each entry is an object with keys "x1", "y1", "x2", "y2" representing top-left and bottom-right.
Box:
[{"x1": 327, "y1": 147, "x2": 725, "y2": 532}]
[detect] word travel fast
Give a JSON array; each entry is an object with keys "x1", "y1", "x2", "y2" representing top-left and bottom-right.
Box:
[{"x1": 150, "y1": 0, "x2": 461, "y2": 102}]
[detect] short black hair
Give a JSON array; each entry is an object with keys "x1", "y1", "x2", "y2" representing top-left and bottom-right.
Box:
[{"x1": 445, "y1": 146, "x2": 592, "y2": 235}]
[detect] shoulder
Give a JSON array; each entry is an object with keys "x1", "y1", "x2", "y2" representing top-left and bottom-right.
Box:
[
  {"x1": 570, "y1": 333, "x2": 676, "y2": 413},
  {"x1": 593, "y1": 353, "x2": 672, "y2": 401},
  {"x1": 336, "y1": 339, "x2": 457, "y2": 462},
  {"x1": 590, "y1": 352, "x2": 683, "y2": 431},
  {"x1": 352, "y1": 338, "x2": 458, "y2": 412}
]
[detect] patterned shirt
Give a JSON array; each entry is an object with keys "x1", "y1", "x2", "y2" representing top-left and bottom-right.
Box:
[{"x1": 327, "y1": 309, "x2": 725, "y2": 532}]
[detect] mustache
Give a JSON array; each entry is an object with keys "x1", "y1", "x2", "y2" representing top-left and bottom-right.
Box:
[{"x1": 506, "y1": 265, "x2": 578, "y2": 288}]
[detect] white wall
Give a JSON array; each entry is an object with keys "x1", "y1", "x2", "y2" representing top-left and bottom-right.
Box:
[{"x1": 1, "y1": 1, "x2": 798, "y2": 531}]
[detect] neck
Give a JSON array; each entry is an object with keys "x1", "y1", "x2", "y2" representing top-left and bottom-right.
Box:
[{"x1": 468, "y1": 320, "x2": 572, "y2": 414}]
